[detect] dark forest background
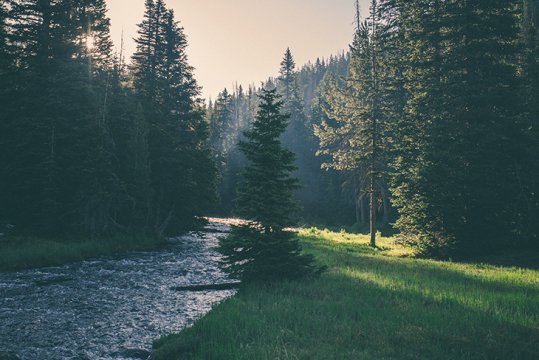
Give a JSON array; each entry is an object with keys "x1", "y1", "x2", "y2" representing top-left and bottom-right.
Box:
[
  {"x1": 0, "y1": 0, "x2": 215, "y2": 238},
  {"x1": 209, "y1": 0, "x2": 539, "y2": 258},
  {"x1": 0, "y1": 0, "x2": 538, "y2": 259}
]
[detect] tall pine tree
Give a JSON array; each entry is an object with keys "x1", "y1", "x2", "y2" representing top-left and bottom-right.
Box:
[
  {"x1": 392, "y1": 0, "x2": 525, "y2": 256},
  {"x1": 278, "y1": 48, "x2": 324, "y2": 224},
  {"x1": 219, "y1": 88, "x2": 317, "y2": 282},
  {"x1": 520, "y1": 0, "x2": 539, "y2": 242},
  {"x1": 316, "y1": 0, "x2": 394, "y2": 246},
  {"x1": 132, "y1": 0, "x2": 215, "y2": 235},
  {"x1": 4, "y1": 0, "x2": 105, "y2": 235}
]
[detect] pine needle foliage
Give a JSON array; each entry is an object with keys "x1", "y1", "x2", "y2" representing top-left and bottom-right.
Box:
[{"x1": 219, "y1": 88, "x2": 320, "y2": 282}]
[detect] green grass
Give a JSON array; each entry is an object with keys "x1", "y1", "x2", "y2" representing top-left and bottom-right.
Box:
[
  {"x1": 0, "y1": 234, "x2": 166, "y2": 272},
  {"x1": 153, "y1": 228, "x2": 539, "y2": 360}
]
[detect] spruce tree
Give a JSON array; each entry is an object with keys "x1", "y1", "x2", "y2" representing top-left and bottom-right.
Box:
[
  {"x1": 132, "y1": 1, "x2": 215, "y2": 235},
  {"x1": 0, "y1": 0, "x2": 12, "y2": 226},
  {"x1": 280, "y1": 47, "x2": 296, "y2": 100},
  {"x1": 72, "y1": 0, "x2": 121, "y2": 236},
  {"x1": 219, "y1": 88, "x2": 317, "y2": 282},
  {"x1": 3, "y1": 0, "x2": 125, "y2": 236},
  {"x1": 391, "y1": 0, "x2": 524, "y2": 256},
  {"x1": 3, "y1": 0, "x2": 83, "y2": 235},
  {"x1": 73, "y1": 0, "x2": 113, "y2": 70},
  {"x1": 236, "y1": 88, "x2": 299, "y2": 229},
  {"x1": 0, "y1": 1, "x2": 10, "y2": 74},
  {"x1": 106, "y1": 65, "x2": 152, "y2": 231},
  {"x1": 520, "y1": 0, "x2": 539, "y2": 242},
  {"x1": 209, "y1": 89, "x2": 234, "y2": 170},
  {"x1": 209, "y1": 88, "x2": 251, "y2": 215},
  {"x1": 448, "y1": 0, "x2": 522, "y2": 254},
  {"x1": 315, "y1": 0, "x2": 394, "y2": 247},
  {"x1": 1, "y1": 0, "x2": 213, "y2": 238},
  {"x1": 388, "y1": 0, "x2": 447, "y2": 254},
  {"x1": 278, "y1": 48, "x2": 322, "y2": 224}
]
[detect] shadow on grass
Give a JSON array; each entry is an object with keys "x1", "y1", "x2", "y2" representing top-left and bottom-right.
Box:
[
  {"x1": 307, "y1": 234, "x2": 539, "y2": 294},
  {"x1": 312, "y1": 240, "x2": 539, "y2": 326},
  {"x1": 465, "y1": 249, "x2": 539, "y2": 271},
  {"x1": 153, "y1": 235, "x2": 539, "y2": 360}
]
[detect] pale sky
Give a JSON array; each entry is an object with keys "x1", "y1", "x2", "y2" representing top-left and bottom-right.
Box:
[{"x1": 106, "y1": 0, "x2": 369, "y2": 100}]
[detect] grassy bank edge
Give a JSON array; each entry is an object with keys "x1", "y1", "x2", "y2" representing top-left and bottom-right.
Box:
[
  {"x1": 151, "y1": 228, "x2": 539, "y2": 360},
  {"x1": 0, "y1": 234, "x2": 167, "y2": 272}
]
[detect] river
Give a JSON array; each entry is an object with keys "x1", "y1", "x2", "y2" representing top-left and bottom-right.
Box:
[{"x1": 0, "y1": 219, "x2": 236, "y2": 360}]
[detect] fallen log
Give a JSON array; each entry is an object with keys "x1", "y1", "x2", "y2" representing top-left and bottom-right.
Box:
[{"x1": 170, "y1": 282, "x2": 240, "y2": 292}]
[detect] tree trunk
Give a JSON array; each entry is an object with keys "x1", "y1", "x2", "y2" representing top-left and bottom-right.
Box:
[
  {"x1": 155, "y1": 208, "x2": 173, "y2": 238},
  {"x1": 355, "y1": 193, "x2": 367, "y2": 226},
  {"x1": 355, "y1": 178, "x2": 367, "y2": 225},
  {"x1": 380, "y1": 181, "x2": 390, "y2": 225},
  {"x1": 370, "y1": 178, "x2": 376, "y2": 247},
  {"x1": 369, "y1": 0, "x2": 379, "y2": 248},
  {"x1": 355, "y1": 196, "x2": 361, "y2": 224},
  {"x1": 361, "y1": 194, "x2": 367, "y2": 225}
]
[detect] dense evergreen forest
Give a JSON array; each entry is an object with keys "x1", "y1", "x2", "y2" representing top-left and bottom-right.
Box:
[
  {"x1": 0, "y1": 0, "x2": 538, "y2": 259},
  {"x1": 210, "y1": 0, "x2": 539, "y2": 258},
  {"x1": 207, "y1": 52, "x2": 353, "y2": 225},
  {"x1": 1, "y1": 1, "x2": 538, "y2": 358},
  {"x1": 0, "y1": 0, "x2": 214, "y2": 238}
]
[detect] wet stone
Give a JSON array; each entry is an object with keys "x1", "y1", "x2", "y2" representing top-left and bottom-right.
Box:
[{"x1": 0, "y1": 220, "x2": 236, "y2": 360}]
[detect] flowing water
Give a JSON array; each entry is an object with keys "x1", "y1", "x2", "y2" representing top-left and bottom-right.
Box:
[{"x1": 0, "y1": 219, "x2": 237, "y2": 360}]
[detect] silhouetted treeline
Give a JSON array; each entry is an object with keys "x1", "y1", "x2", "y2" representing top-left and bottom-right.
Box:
[{"x1": 0, "y1": 0, "x2": 214, "y2": 238}]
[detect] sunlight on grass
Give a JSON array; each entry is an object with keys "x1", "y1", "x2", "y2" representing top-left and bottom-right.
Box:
[
  {"x1": 153, "y1": 227, "x2": 539, "y2": 360},
  {"x1": 299, "y1": 227, "x2": 413, "y2": 257},
  {"x1": 304, "y1": 227, "x2": 539, "y2": 328}
]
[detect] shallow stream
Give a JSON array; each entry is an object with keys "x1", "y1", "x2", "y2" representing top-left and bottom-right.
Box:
[{"x1": 0, "y1": 220, "x2": 235, "y2": 359}]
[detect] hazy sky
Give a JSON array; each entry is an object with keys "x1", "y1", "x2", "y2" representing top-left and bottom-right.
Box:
[{"x1": 106, "y1": 0, "x2": 369, "y2": 100}]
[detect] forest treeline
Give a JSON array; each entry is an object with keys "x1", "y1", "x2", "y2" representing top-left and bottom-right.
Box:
[
  {"x1": 0, "y1": 0, "x2": 214, "y2": 238},
  {"x1": 207, "y1": 52, "x2": 355, "y2": 225},
  {"x1": 210, "y1": 0, "x2": 539, "y2": 257},
  {"x1": 0, "y1": 0, "x2": 537, "y2": 258}
]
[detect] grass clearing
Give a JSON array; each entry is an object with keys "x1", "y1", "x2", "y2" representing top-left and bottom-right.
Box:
[
  {"x1": 0, "y1": 234, "x2": 166, "y2": 272},
  {"x1": 153, "y1": 228, "x2": 539, "y2": 360}
]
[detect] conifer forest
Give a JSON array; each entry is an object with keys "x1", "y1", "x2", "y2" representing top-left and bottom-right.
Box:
[{"x1": 0, "y1": 1, "x2": 538, "y2": 359}]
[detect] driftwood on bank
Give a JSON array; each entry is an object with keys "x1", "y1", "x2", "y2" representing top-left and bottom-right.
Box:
[{"x1": 170, "y1": 282, "x2": 240, "y2": 292}]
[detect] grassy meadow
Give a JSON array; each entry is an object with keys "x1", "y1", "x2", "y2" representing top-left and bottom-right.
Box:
[
  {"x1": 153, "y1": 228, "x2": 539, "y2": 360},
  {"x1": 0, "y1": 235, "x2": 165, "y2": 272}
]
